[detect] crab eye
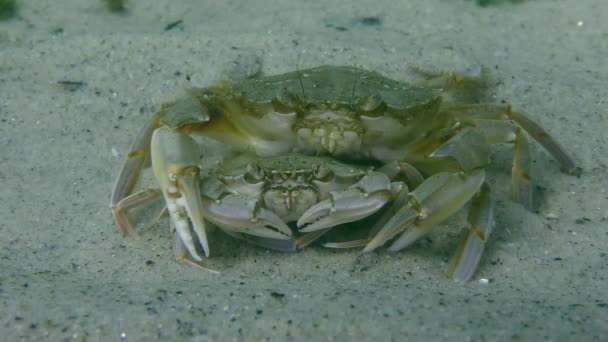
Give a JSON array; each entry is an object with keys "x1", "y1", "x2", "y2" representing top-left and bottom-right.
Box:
[
  {"x1": 273, "y1": 88, "x2": 299, "y2": 113},
  {"x1": 356, "y1": 94, "x2": 385, "y2": 117},
  {"x1": 312, "y1": 165, "x2": 334, "y2": 182},
  {"x1": 244, "y1": 163, "x2": 265, "y2": 183}
]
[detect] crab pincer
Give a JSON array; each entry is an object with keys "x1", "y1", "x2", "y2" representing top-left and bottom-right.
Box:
[{"x1": 150, "y1": 126, "x2": 209, "y2": 260}]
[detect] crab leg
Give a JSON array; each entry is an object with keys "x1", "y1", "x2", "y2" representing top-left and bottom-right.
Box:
[
  {"x1": 110, "y1": 188, "x2": 163, "y2": 238},
  {"x1": 463, "y1": 117, "x2": 536, "y2": 210},
  {"x1": 110, "y1": 115, "x2": 158, "y2": 237},
  {"x1": 232, "y1": 234, "x2": 298, "y2": 252},
  {"x1": 377, "y1": 161, "x2": 424, "y2": 188},
  {"x1": 297, "y1": 172, "x2": 404, "y2": 232},
  {"x1": 439, "y1": 104, "x2": 579, "y2": 210},
  {"x1": 322, "y1": 172, "x2": 413, "y2": 249},
  {"x1": 450, "y1": 183, "x2": 493, "y2": 284},
  {"x1": 364, "y1": 169, "x2": 486, "y2": 253},
  {"x1": 509, "y1": 110, "x2": 580, "y2": 176},
  {"x1": 151, "y1": 126, "x2": 208, "y2": 260},
  {"x1": 448, "y1": 104, "x2": 580, "y2": 176},
  {"x1": 227, "y1": 229, "x2": 330, "y2": 253},
  {"x1": 511, "y1": 127, "x2": 534, "y2": 209}
]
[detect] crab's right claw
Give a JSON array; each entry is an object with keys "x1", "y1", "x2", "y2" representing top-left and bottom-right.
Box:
[
  {"x1": 297, "y1": 172, "x2": 403, "y2": 232},
  {"x1": 151, "y1": 127, "x2": 209, "y2": 261}
]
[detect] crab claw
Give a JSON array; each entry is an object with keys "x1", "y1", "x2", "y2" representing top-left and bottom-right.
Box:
[
  {"x1": 151, "y1": 127, "x2": 209, "y2": 261},
  {"x1": 202, "y1": 194, "x2": 292, "y2": 239},
  {"x1": 297, "y1": 172, "x2": 402, "y2": 232}
]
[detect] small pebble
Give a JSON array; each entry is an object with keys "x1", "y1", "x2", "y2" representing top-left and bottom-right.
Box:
[{"x1": 545, "y1": 213, "x2": 559, "y2": 220}]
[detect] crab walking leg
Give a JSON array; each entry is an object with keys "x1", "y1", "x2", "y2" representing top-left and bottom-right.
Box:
[
  {"x1": 296, "y1": 172, "x2": 404, "y2": 232},
  {"x1": 110, "y1": 116, "x2": 158, "y2": 236},
  {"x1": 110, "y1": 188, "x2": 163, "y2": 239},
  {"x1": 233, "y1": 234, "x2": 298, "y2": 252},
  {"x1": 509, "y1": 110, "x2": 580, "y2": 176},
  {"x1": 151, "y1": 126, "x2": 209, "y2": 260},
  {"x1": 322, "y1": 188, "x2": 411, "y2": 249},
  {"x1": 357, "y1": 189, "x2": 415, "y2": 250},
  {"x1": 229, "y1": 229, "x2": 330, "y2": 252},
  {"x1": 365, "y1": 127, "x2": 489, "y2": 251},
  {"x1": 364, "y1": 169, "x2": 486, "y2": 252},
  {"x1": 450, "y1": 183, "x2": 493, "y2": 283},
  {"x1": 447, "y1": 104, "x2": 581, "y2": 176},
  {"x1": 511, "y1": 128, "x2": 534, "y2": 209},
  {"x1": 467, "y1": 119, "x2": 536, "y2": 209}
]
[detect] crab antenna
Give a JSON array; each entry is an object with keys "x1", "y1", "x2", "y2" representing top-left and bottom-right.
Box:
[
  {"x1": 296, "y1": 64, "x2": 306, "y2": 99},
  {"x1": 351, "y1": 63, "x2": 359, "y2": 104},
  {"x1": 312, "y1": 150, "x2": 321, "y2": 164}
]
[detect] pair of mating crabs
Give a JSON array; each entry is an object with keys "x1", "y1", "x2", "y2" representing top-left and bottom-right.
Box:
[{"x1": 110, "y1": 65, "x2": 579, "y2": 283}]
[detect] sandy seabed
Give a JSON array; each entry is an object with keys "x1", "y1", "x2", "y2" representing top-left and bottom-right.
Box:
[{"x1": 1, "y1": 1, "x2": 607, "y2": 341}]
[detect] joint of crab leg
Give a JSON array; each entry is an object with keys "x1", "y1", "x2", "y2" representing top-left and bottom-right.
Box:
[
  {"x1": 506, "y1": 110, "x2": 581, "y2": 176},
  {"x1": 110, "y1": 115, "x2": 159, "y2": 237},
  {"x1": 511, "y1": 127, "x2": 534, "y2": 210},
  {"x1": 450, "y1": 183, "x2": 493, "y2": 283},
  {"x1": 297, "y1": 172, "x2": 401, "y2": 232},
  {"x1": 430, "y1": 127, "x2": 490, "y2": 172},
  {"x1": 363, "y1": 204, "x2": 418, "y2": 252},
  {"x1": 364, "y1": 170, "x2": 486, "y2": 253},
  {"x1": 377, "y1": 161, "x2": 424, "y2": 188},
  {"x1": 449, "y1": 104, "x2": 580, "y2": 176},
  {"x1": 111, "y1": 188, "x2": 162, "y2": 238}
]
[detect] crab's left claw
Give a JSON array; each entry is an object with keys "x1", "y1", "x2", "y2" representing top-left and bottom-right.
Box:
[
  {"x1": 201, "y1": 194, "x2": 292, "y2": 239},
  {"x1": 297, "y1": 172, "x2": 403, "y2": 232},
  {"x1": 151, "y1": 126, "x2": 209, "y2": 261}
]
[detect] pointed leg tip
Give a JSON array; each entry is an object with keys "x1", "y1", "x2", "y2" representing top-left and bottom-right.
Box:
[
  {"x1": 179, "y1": 257, "x2": 220, "y2": 274},
  {"x1": 201, "y1": 247, "x2": 210, "y2": 259},
  {"x1": 386, "y1": 243, "x2": 408, "y2": 253},
  {"x1": 190, "y1": 251, "x2": 203, "y2": 262},
  {"x1": 451, "y1": 269, "x2": 473, "y2": 285},
  {"x1": 298, "y1": 225, "x2": 319, "y2": 233},
  {"x1": 362, "y1": 241, "x2": 381, "y2": 253}
]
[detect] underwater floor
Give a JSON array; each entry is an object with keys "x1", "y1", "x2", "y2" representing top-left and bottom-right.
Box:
[{"x1": 1, "y1": 0, "x2": 606, "y2": 340}]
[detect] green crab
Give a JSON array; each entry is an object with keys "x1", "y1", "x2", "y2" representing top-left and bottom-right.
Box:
[{"x1": 111, "y1": 65, "x2": 579, "y2": 282}]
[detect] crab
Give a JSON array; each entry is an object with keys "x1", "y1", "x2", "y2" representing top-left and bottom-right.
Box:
[
  {"x1": 111, "y1": 65, "x2": 579, "y2": 282},
  {"x1": 171, "y1": 153, "x2": 406, "y2": 257}
]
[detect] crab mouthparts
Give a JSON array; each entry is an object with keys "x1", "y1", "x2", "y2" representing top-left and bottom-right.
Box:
[
  {"x1": 296, "y1": 125, "x2": 361, "y2": 154},
  {"x1": 294, "y1": 111, "x2": 364, "y2": 154},
  {"x1": 263, "y1": 185, "x2": 319, "y2": 222}
]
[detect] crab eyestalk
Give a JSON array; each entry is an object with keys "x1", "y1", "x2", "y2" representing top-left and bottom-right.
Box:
[{"x1": 151, "y1": 126, "x2": 209, "y2": 260}]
